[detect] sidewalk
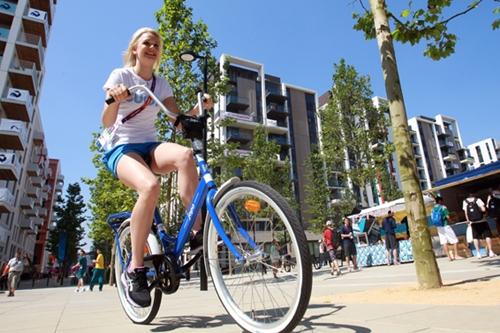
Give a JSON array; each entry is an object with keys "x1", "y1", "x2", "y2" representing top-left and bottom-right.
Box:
[{"x1": 0, "y1": 256, "x2": 499, "y2": 332}]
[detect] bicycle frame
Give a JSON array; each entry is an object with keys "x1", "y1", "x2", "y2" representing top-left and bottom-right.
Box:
[{"x1": 107, "y1": 86, "x2": 260, "y2": 273}]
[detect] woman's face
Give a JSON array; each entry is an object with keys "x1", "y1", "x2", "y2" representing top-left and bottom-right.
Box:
[
  {"x1": 133, "y1": 32, "x2": 161, "y2": 67},
  {"x1": 344, "y1": 219, "x2": 349, "y2": 225}
]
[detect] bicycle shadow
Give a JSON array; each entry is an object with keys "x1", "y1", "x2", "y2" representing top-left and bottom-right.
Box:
[{"x1": 150, "y1": 303, "x2": 371, "y2": 332}]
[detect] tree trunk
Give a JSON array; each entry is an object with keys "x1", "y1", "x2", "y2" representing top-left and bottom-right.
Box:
[{"x1": 369, "y1": 0, "x2": 442, "y2": 288}]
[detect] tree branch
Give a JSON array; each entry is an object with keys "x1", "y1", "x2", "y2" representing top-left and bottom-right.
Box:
[{"x1": 438, "y1": 0, "x2": 483, "y2": 26}]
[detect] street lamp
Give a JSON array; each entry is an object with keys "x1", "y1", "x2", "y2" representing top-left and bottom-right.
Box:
[{"x1": 179, "y1": 50, "x2": 209, "y2": 291}]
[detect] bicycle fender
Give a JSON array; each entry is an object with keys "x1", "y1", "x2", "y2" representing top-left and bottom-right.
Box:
[{"x1": 211, "y1": 177, "x2": 240, "y2": 205}]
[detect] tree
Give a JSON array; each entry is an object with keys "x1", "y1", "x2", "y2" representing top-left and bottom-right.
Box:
[
  {"x1": 47, "y1": 183, "x2": 86, "y2": 276},
  {"x1": 242, "y1": 126, "x2": 294, "y2": 205},
  {"x1": 353, "y1": 0, "x2": 499, "y2": 60},
  {"x1": 319, "y1": 59, "x2": 397, "y2": 208},
  {"x1": 353, "y1": 0, "x2": 443, "y2": 288}
]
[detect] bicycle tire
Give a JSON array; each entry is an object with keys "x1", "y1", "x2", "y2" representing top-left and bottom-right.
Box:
[
  {"x1": 115, "y1": 220, "x2": 162, "y2": 324},
  {"x1": 204, "y1": 181, "x2": 312, "y2": 333}
]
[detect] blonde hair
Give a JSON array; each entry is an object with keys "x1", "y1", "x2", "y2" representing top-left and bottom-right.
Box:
[{"x1": 123, "y1": 27, "x2": 163, "y2": 70}]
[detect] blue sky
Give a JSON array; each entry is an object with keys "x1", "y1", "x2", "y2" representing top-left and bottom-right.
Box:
[{"x1": 39, "y1": 1, "x2": 499, "y2": 242}]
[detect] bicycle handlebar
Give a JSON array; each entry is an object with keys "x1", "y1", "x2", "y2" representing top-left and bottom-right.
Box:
[{"x1": 105, "y1": 85, "x2": 206, "y2": 120}]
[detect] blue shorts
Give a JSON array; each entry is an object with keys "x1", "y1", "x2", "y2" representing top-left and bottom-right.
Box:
[{"x1": 102, "y1": 142, "x2": 160, "y2": 178}]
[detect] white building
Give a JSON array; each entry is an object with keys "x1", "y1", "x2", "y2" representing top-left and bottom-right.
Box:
[{"x1": 468, "y1": 138, "x2": 500, "y2": 168}]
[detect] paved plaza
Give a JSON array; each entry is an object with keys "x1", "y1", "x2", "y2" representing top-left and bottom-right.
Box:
[{"x1": 1, "y1": 256, "x2": 499, "y2": 333}]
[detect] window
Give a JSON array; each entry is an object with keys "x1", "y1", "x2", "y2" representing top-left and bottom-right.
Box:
[{"x1": 476, "y1": 146, "x2": 484, "y2": 163}]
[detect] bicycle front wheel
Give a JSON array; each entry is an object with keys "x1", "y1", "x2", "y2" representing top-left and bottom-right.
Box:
[
  {"x1": 204, "y1": 181, "x2": 312, "y2": 333},
  {"x1": 115, "y1": 220, "x2": 162, "y2": 324}
]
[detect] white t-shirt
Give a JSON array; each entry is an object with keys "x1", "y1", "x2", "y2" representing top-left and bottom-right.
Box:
[
  {"x1": 8, "y1": 257, "x2": 24, "y2": 272},
  {"x1": 462, "y1": 197, "x2": 485, "y2": 211},
  {"x1": 103, "y1": 67, "x2": 174, "y2": 147}
]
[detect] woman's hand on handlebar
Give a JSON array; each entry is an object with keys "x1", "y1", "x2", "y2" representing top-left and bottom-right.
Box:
[{"x1": 106, "y1": 84, "x2": 130, "y2": 105}]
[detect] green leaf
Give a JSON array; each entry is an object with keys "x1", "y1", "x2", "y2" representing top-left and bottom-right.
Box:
[
  {"x1": 401, "y1": 9, "x2": 411, "y2": 18},
  {"x1": 493, "y1": 19, "x2": 500, "y2": 30}
]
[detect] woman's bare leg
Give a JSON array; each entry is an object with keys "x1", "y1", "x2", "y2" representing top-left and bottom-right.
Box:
[
  {"x1": 116, "y1": 153, "x2": 160, "y2": 270},
  {"x1": 150, "y1": 143, "x2": 202, "y2": 231}
]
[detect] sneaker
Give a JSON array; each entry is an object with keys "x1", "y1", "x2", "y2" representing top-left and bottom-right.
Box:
[
  {"x1": 189, "y1": 230, "x2": 203, "y2": 253},
  {"x1": 476, "y1": 254, "x2": 482, "y2": 260},
  {"x1": 121, "y1": 267, "x2": 151, "y2": 308},
  {"x1": 489, "y1": 251, "x2": 497, "y2": 258}
]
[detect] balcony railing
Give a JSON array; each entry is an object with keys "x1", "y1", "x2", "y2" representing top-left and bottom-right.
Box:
[
  {"x1": 227, "y1": 128, "x2": 253, "y2": 143},
  {"x1": 20, "y1": 218, "x2": 35, "y2": 231},
  {"x1": 0, "y1": 1, "x2": 16, "y2": 14},
  {"x1": 1, "y1": 87, "x2": 34, "y2": 121},
  {"x1": 268, "y1": 135, "x2": 290, "y2": 147},
  {"x1": 265, "y1": 84, "x2": 286, "y2": 103},
  {"x1": 226, "y1": 94, "x2": 249, "y2": 111},
  {"x1": 9, "y1": 55, "x2": 40, "y2": 95},
  {"x1": 16, "y1": 30, "x2": 44, "y2": 69},
  {"x1": 0, "y1": 119, "x2": 27, "y2": 150},
  {"x1": 0, "y1": 26, "x2": 9, "y2": 40},
  {"x1": 266, "y1": 103, "x2": 288, "y2": 118},
  {"x1": 20, "y1": 195, "x2": 34, "y2": 209},
  {"x1": 23, "y1": 7, "x2": 49, "y2": 47},
  {"x1": 0, "y1": 188, "x2": 15, "y2": 213},
  {"x1": 0, "y1": 152, "x2": 21, "y2": 180}
]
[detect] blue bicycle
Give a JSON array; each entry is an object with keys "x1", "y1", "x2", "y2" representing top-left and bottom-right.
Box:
[{"x1": 107, "y1": 86, "x2": 312, "y2": 333}]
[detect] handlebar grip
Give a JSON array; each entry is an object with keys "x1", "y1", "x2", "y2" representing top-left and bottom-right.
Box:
[{"x1": 105, "y1": 89, "x2": 131, "y2": 105}]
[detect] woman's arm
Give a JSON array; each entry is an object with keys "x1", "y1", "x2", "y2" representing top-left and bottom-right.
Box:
[{"x1": 101, "y1": 84, "x2": 129, "y2": 128}]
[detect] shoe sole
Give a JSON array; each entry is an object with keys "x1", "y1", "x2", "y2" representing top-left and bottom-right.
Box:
[{"x1": 120, "y1": 272, "x2": 150, "y2": 308}]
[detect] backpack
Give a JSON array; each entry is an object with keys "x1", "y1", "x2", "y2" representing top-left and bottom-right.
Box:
[
  {"x1": 488, "y1": 196, "x2": 500, "y2": 217},
  {"x1": 431, "y1": 205, "x2": 445, "y2": 227},
  {"x1": 466, "y1": 198, "x2": 483, "y2": 222}
]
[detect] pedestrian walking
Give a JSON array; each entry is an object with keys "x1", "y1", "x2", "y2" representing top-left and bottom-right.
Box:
[
  {"x1": 89, "y1": 249, "x2": 105, "y2": 291},
  {"x1": 0, "y1": 262, "x2": 8, "y2": 291},
  {"x1": 431, "y1": 196, "x2": 463, "y2": 261},
  {"x1": 323, "y1": 220, "x2": 341, "y2": 276},
  {"x1": 341, "y1": 218, "x2": 359, "y2": 271},
  {"x1": 4, "y1": 250, "x2": 25, "y2": 297},
  {"x1": 486, "y1": 187, "x2": 500, "y2": 236},
  {"x1": 383, "y1": 211, "x2": 399, "y2": 265},
  {"x1": 463, "y1": 194, "x2": 496, "y2": 258},
  {"x1": 74, "y1": 249, "x2": 87, "y2": 292}
]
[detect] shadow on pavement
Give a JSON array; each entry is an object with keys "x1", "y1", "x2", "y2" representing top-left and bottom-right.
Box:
[
  {"x1": 297, "y1": 303, "x2": 371, "y2": 333},
  {"x1": 151, "y1": 313, "x2": 239, "y2": 332},
  {"x1": 444, "y1": 273, "x2": 500, "y2": 287},
  {"x1": 150, "y1": 303, "x2": 371, "y2": 332}
]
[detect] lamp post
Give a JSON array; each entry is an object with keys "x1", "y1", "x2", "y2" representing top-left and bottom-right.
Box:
[{"x1": 179, "y1": 50, "x2": 209, "y2": 291}]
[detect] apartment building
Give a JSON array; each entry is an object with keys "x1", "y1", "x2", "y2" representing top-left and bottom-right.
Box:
[
  {"x1": 214, "y1": 54, "x2": 319, "y2": 225},
  {"x1": 467, "y1": 138, "x2": 500, "y2": 169},
  {"x1": 408, "y1": 115, "x2": 472, "y2": 190},
  {"x1": 0, "y1": 0, "x2": 59, "y2": 264}
]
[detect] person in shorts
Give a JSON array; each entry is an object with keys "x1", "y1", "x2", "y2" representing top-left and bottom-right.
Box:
[
  {"x1": 433, "y1": 196, "x2": 462, "y2": 261},
  {"x1": 463, "y1": 194, "x2": 496, "y2": 259},
  {"x1": 101, "y1": 27, "x2": 213, "y2": 307},
  {"x1": 323, "y1": 220, "x2": 341, "y2": 276},
  {"x1": 382, "y1": 211, "x2": 399, "y2": 265},
  {"x1": 5, "y1": 250, "x2": 24, "y2": 297}
]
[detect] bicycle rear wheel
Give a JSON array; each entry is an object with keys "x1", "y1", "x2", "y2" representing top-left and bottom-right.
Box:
[
  {"x1": 115, "y1": 220, "x2": 162, "y2": 324},
  {"x1": 204, "y1": 181, "x2": 312, "y2": 333}
]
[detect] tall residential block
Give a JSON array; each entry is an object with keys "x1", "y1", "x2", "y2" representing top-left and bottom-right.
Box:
[
  {"x1": 408, "y1": 115, "x2": 472, "y2": 190},
  {"x1": 214, "y1": 54, "x2": 319, "y2": 225},
  {"x1": 0, "y1": 0, "x2": 59, "y2": 265}
]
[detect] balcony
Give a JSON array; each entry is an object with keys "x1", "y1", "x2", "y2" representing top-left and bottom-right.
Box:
[
  {"x1": 0, "y1": 188, "x2": 14, "y2": 213},
  {"x1": 38, "y1": 207, "x2": 47, "y2": 217},
  {"x1": 9, "y1": 56, "x2": 40, "y2": 96},
  {"x1": 265, "y1": 119, "x2": 288, "y2": 135},
  {"x1": 445, "y1": 162, "x2": 460, "y2": 170},
  {"x1": 26, "y1": 162, "x2": 40, "y2": 177},
  {"x1": 22, "y1": 7, "x2": 49, "y2": 47},
  {"x1": 443, "y1": 154, "x2": 458, "y2": 162},
  {"x1": 1, "y1": 87, "x2": 34, "y2": 121},
  {"x1": 16, "y1": 30, "x2": 44, "y2": 70},
  {"x1": 439, "y1": 139, "x2": 454, "y2": 148},
  {"x1": 226, "y1": 94, "x2": 249, "y2": 112},
  {"x1": 220, "y1": 111, "x2": 259, "y2": 130},
  {"x1": 33, "y1": 129, "x2": 44, "y2": 145},
  {"x1": 436, "y1": 127, "x2": 451, "y2": 137},
  {"x1": 29, "y1": 0, "x2": 55, "y2": 25},
  {"x1": 0, "y1": 1, "x2": 16, "y2": 15},
  {"x1": 227, "y1": 128, "x2": 252, "y2": 143},
  {"x1": 266, "y1": 103, "x2": 288, "y2": 119},
  {"x1": 234, "y1": 149, "x2": 251, "y2": 157},
  {"x1": 26, "y1": 184, "x2": 40, "y2": 198},
  {"x1": 33, "y1": 217, "x2": 44, "y2": 226},
  {"x1": 268, "y1": 134, "x2": 290, "y2": 147},
  {"x1": 0, "y1": 119, "x2": 27, "y2": 150},
  {"x1": 20, "y1": 195, "x2": 34, "y2": 209},
  {"x1": 265, "y1": 85, "x2": 287, "y2": 103},
  {"x1": 20, "y1": 218, "x2": 35, "y2": 231},
  {"x1": 24, "y1": 208, "x2": 38, "y2": 217},
  {"x1": 31, "y1": 176, "x2": 43, "y2": 187},
  {"x1": 0, "y1": 152, "x2": 21, "y2": 180}
]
